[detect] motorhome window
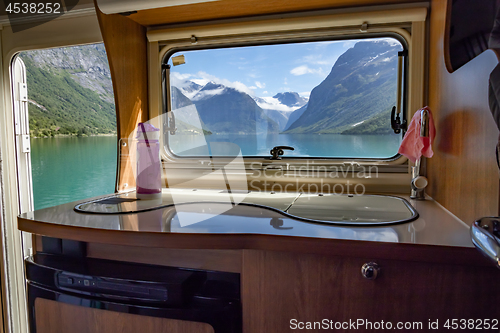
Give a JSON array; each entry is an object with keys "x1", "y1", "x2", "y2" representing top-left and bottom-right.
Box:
[
  {"x1": 164, "y1": 36, "x2": 405, "y2": 159},
  {"x1": 16, "y1": 44, "x2": 117, "y2": 210}
]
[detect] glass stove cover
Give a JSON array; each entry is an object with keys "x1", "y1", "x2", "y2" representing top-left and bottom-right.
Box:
[{"x1": 74, "y1": 189, "x2": 418, "y2": 226}]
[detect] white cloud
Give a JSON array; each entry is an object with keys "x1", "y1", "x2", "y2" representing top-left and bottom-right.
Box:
[
  {"x1": 255, "y1": 81, "x2": 265, "y2": 89},
  {"x1": 195, "y1": 71, "x2": 256, "y2": 96},
  {"x1": 290, "y1": 65, "x2": 324, "y2": 76},
  {"x1": 263, "y1": 91, "x2": 268, "y2": 94},
  {"x1": 171, "y1": 72, "x2": 195, "y2": 88},
  {"x1": 171, "y1": 72, "x2": 192, "y2": 81},
  {"x1": 284, "y1": 78, "x2": 288, "y2": 85},
  {"x1": 377, "y1": 38, "x2": 401, "y2": 46},
  {"x1": 290, "y1": 66, "x2": 309, "y2": 76},
  {"x1": 232, "y1": 81, "x2": 255, "y2": 96},
  {"x1": 302, "y1": 54, "x2": 336, "y2": 66},
  {"x1": 299, "y1": 91, "x2": 311, "y2": 99},
  {"x1": 192, "y1": 87, "x2": 226, "y2": 101},
  {"x1": 254, "y1": 96, "x2": 302, "y2": 112},
  {"x1": 191, "y1": 78, "x2": 209, "y2": 86}
]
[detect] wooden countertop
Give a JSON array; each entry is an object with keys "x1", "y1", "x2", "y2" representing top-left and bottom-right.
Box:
[{"x1": 18, "y1": 190, "x2": 486, "y2": 266}]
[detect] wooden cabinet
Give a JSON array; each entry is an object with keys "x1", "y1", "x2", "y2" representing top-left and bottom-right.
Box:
[
  {"x1": 242, "y1": 250, "x2": 500, "y2": 332},
  {"x1": 67, "y1": 241, "x2": 500, "y2": 333}
]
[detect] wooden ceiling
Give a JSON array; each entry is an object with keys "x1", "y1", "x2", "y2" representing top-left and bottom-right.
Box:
[{"x1": 126, "y1": 0, "x2": 425, "y2": 27}]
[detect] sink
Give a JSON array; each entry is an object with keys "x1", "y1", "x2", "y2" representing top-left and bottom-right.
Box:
[{"x1": 285, "y1": 194, "x2": 417, "y2": 226}]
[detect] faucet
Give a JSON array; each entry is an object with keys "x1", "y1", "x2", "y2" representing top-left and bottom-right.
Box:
[{"x1": 410, "y1": 109, "x2": 429, "y2": 200}]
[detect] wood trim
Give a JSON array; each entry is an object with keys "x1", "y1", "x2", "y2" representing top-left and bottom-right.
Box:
[
  {"x1": 127, "y1": 0, "x2": 427, "y2": 27},
  {"x1": 94, "y1": 1, "x2": 149, "y2": 192},
  {"x1": 19, "y1": 217, "x2": 490, "y2": 267},
  {"x1": 35, "y1": 298, "x2": 214, "y2": 333},
  {"x1": 148, "y1": 41, "x2": 161, "y2": 127},
  {"x1": 147, "y1": 7, "x2": 426, "y2": 42},
  {"x1": 86, "y1": 243, "x2": 242, "y2": 273}
]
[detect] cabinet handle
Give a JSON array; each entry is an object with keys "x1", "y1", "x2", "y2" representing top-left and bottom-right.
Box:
[{"x1": 361, "y1": 262, "x2": 380, "y2": 280}]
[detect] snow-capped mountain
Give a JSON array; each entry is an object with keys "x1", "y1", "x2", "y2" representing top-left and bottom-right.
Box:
[
  {"x1": 171, "y1": 81, "x2": 281, "y2": 134},
  {"x1": 171, "y1": 77, "x2": 308, "y2": 131}
]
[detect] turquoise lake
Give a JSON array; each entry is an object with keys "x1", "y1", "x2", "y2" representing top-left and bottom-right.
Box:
[
  {"x1": 170, "y1": 133, "x2": 402, "y2": 158},
  {"x1": 31, "y1": 136, "x2": 118, "y2": 210},
  {"x1": 31, "y1": 133, "x2": 401, "y2": 210}
]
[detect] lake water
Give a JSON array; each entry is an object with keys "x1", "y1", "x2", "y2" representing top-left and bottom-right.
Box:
[
  {"x1": 31, "y1": 136, "x2": 117, "y2": 210},
  {"x1": 169, "y1": 133, "x2": 402, "y2": 158},
  {"x1": 31, "y1": 133, "x2": 401, "y2": 210}
]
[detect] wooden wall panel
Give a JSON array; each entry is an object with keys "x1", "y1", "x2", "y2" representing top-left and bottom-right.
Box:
[
  {"x1": 128, "y1": 0, "x2": 426, "y2": 27},
  {"x1": 426, "y1": 0, "x2": 500, "y2": 224},
  {"x1": 35, "y1": 298, "x2": 213, "y2": 333},
  {"x1": 242, "y1": 250, "x2": 500, "y2": 333},
  {"x1": 94, "y1": 2, "x2": 149, "y2": 192}
]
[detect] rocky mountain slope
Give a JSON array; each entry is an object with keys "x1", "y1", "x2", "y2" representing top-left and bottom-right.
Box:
[
  {"x1": 172, "y1": 40, "x2": 400, "y2": 136},
  {"x1": 189, "y1": 82, "x2": 280, "y2": 134},
  {"x1": 285, "y1": 40, "x2": 401, "y2": 134},
  {"x1": 173, "y1": 80, "x2": 307, "y2": 133},
  {"x1": 19, "y1": 44, "x2": 116, "y2": 137}
]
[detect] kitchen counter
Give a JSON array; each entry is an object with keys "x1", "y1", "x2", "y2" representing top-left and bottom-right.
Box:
[
  {"x1": 18, "y1": 189, "x2": 481, "y2": 266},
  {"x1": 19, "y1": 189, "x2": 500, "y2": 332}
]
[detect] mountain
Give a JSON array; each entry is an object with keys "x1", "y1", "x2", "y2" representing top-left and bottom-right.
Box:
[
  {"x1": 273, "y1": 92, "x2": 307, "y2": 107},
  {"x1": 191, "y1": 82, "x2": 279, "y2": 134},
  {"x1": 19, "y1": 44, "x2": 116, "y2": 137},
  {"x1": 283, "y1": 103, "x2": 308, "y2": 130},
  {"x1": 181, "y1": 81, "x2": 203, "y2": 98},
  {"x1": 253, "y1": 92, "x2": 307, "y2": 130},
  {"x1": 262, "y1": 109, "x2": 289, "y2": 131},
  {"x1": 171, "y1": 86, "x2": 211, "y2": 135},
  {"x1": 341, "y1": 107, "x2": 394, "y2": 135},
  {"x1": 21, "y1": 44, "x2": 114, "y2": 103},
  {"x1": 171, "y1": 75, "x2": 313, "y2": 132},
  {"x1": 171, "y1": 86, "x2": 194, "y2": 109},
  {"x1": 285, "y1": 40, "x2": 401, "y2": 134},
  {"x1": 192, "y1": 82, "x2": 226, "y2": 101}
]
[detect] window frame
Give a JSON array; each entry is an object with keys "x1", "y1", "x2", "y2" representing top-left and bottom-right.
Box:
[{"x1": 147, "y1": 5, "x2": 427, "y2": 173}]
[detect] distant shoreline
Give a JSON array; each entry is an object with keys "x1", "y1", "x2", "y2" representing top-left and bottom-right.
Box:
[{"x1": 31, "y1": 133, "x2": 117, "y2": 139}]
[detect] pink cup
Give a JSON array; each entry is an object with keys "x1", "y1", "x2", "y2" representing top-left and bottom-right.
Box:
[{"x1": 136, "y1": 123, "x2": 161, "y2": 199}]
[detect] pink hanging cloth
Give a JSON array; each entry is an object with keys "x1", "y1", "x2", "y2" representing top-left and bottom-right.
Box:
[{"x1": 397, "y1": 106, "x2": 436, "y2": 163}]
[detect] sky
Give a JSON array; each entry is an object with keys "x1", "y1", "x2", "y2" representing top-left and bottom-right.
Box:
[{"x1": 169, "y1": 37, "x2": 401, "y2": 100}]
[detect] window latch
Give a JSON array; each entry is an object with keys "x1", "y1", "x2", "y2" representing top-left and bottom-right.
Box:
[
  {"x1": 391, "y1": 50, "x2": 407, "y2": 134},
  {"x1": 391, "y1": 106, "x2": 407, "y2": 134},
  {"x1": 269, "y1": 146, "x2": 294, "y2": 160},
  {"x1": 164, "y1": 112, "x2": 177, "y2": 135}
]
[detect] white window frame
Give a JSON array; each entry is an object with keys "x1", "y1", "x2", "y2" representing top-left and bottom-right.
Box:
[{"x1": 147, "y1": 4, "x2": 427, "y2": 185}]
